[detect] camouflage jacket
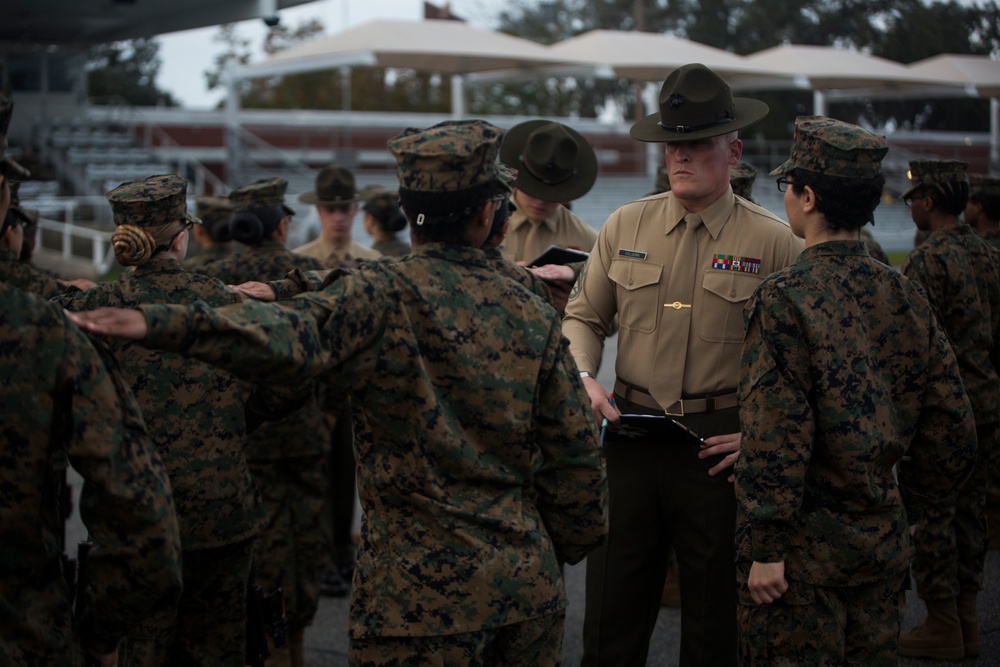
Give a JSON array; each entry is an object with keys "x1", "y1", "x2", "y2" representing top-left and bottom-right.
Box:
[
  {"x1": 0, "y1": 284, "x2": 182, "y2": 663},
  {"x1": 737, "y1": 241, "x2": 976, "y2": 588},
  {"x1": 182, "y1": 243, "x2": 236, "y2": 270},
  {"x1": 137, "y1": 242, "x2": 608, "y2": 638},
  {"x1": 978, "y1": 229, "x2": 1000, "y2": 248},
  {"x1": 902, "y1": 223, "x2": 1000, "y2": 426},
  {"x1": 55, "y1": 259, "x2": 266, "y2": 549},
  {"x1": 483, "y1": 247, "x2": 555, "y2": 306},
  {"x1": 193, "y1": 240, "x2": 331, "y2": 460},
  {"x1": 0, "y1": 245, "x2": 69, "y2": 298}
]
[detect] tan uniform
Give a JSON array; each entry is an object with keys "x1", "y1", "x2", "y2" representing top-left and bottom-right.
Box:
[
  {"x1": 565, "y1": 189, "x2": 802, "y2": 406},
  {"x1": 293, "y1": 236, "x2": 382, "y2": 262},
  {"x1": 500, "y1": 203, "x2": 598, "y2": 264},
  {"x1": 565, "y1": 187, "x2": 802, "y2": 667}
]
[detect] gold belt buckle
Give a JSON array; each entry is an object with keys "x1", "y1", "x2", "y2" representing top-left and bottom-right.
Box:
[{"x1": 665, "y1": 399, "x2": 684, "y2": 417}]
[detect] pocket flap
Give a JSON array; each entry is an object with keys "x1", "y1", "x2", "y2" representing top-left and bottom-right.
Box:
[
  {"x1": 608, "y1": 257, "x2": 663, "y2": 291},
  {"x1": 702, "y1": 271, "x2": 761, "y2": 304}
]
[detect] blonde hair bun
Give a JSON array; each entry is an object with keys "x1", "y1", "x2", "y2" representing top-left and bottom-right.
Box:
[{"x1": 112, "y1": 224, "x2": 156, "y2": 266}]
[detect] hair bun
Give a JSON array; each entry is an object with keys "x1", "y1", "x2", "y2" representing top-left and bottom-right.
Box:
[
  {"x1": 229, "y1": 210, "x2": 265, "y2": 246},
  {"x1": 112, "y1": 224, "x2": 155, "y2": 266}
]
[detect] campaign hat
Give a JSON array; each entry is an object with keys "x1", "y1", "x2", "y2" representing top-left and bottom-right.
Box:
[
  {"x1": 630, "y1": 63, "x2": 769, "y2": 143},
  {"x1": 499, "y1": 120, "x2": 597, "y2": 202},
  {"x1": 298, "y1": 165, "x2": 362, "y2": 205}
]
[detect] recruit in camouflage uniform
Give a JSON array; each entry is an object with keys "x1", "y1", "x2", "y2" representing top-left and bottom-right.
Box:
[
  {"x1": 70, "y1": 119, "x2": 609, "y2": 667},
  {"x1": 0, "y1": 281, "x2": 184, "y2": 665},
  {"x1": 56, "y1": 174, "x2": 271, "y2": 667},
  {"x1": 0, "y1": 96, "x2": 77, "y2": 298},
  {"x1": 183, "y1": 194, "x2": 236, "y2": 269},
  {"x1": 898, "y1": 159, "x2": 1000, "y2": 660},
  {"x1": 193, "y1": 176, "x2": 333, "y2": 666},
  {"x1": 967, "y1": 174, "x2": 1000, "y2": 549},
  {"x1": 736, "y1": 116, "x2": 978, "y2": 666},
  {"x1": 967, "y1": 174, "x2": 1000, "y2": 247}
]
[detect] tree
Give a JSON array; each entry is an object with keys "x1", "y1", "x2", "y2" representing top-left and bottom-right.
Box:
[{"x1": 86, "y1": 38, "x2": 177, "y2": 107}]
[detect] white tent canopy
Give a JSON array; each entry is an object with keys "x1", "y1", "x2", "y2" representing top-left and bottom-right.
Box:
[{"x1": 545, "y1": 29, "x2": 790, "y2": 87}]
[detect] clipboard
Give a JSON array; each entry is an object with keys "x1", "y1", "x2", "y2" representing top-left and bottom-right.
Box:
[
  {"x1": 601, "y1": 413, "x2": 705, "y2": 447},
  {"x1": 527, "y1": 244, "x2": 590, "y2": 267}
]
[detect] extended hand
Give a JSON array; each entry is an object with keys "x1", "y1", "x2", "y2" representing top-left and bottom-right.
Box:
[
  {"x1": 582, "y1": 376, "x2": 621, "y2": 425},
  {"x1": 700, "y1": 431, "x2": 740, "y2": 482},
  {"x1": 748, "y1": 560, "x2": 787, "y2": 605},
  {"x1": 229, "y1": 281, "x2": 276, "y2": 302},
  {"x1": 65, "y1": 307, "x2": 148, "y2": 340},
  {"x1": 528, "y1": 263, "x2": 576, "y2": 283}
]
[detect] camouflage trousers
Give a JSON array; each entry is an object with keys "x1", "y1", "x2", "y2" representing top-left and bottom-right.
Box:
[
  {"x1": 912, "y1": 422, "x2": 994, "y2": 599},
  {"x1": 348, "y1": 612, "x2": 565, "y2": 667},
  {"x1": 737, "y1": 569, "x2": 906, "y2": 667},
  {"x1": 249, "y1": 453, "x2": 327, "y2": 629},
  {"x1": 122, "y1": 537, "x2": 254, "y2": 667}
]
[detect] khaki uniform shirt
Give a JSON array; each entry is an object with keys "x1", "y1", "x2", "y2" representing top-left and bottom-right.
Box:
[
  {"x1": 293, "y1": 236, "x2": 382, "y2": 262},
  {"x1": 564, "y1": 189, "x2": 803, "y2": 406},
  {"x1": 500, "y1": 203, "x2": 598, "y2": 264}
]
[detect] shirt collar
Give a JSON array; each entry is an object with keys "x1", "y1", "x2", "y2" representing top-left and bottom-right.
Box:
[
  {"x1": 507, "y1": 200, "x2": 559, "y2": 234},
  {"x1": 664, "y1": 188, "x2": 736, "y2": 239},
  {"x1": 411, "y1": 242, "x2": 491, "y2": 269}
]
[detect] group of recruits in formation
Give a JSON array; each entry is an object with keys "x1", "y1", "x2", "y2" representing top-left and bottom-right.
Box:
[{"x1": 2, "y1": 60, "x2": 1000, "y2": 667}]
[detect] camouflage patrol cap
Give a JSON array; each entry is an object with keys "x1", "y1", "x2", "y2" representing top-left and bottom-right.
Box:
[
  {"x1": 770, "y1": 116, "x2": 888, "y2": 179},
  {"x1": 106, "y1": 174, "x2": 200, "y2": 228},
  {"x1": 195, "y1": 195, "x2": 233, "y2": 224},
  {"x1": 388, "y1": 119, "x2": 508, "y2": 194},
  {"x1": 901, "y1": 159, "x2": 968, "y2": 200},
  {"x1": 0, "y1": 96, "x2": 30, "y2": 180},
  {"x1": 969, "y1": 174, "x2": 1000, "y2": 199},
  {"x1": 229, "y1": 177, "x2": 296, "y2": 216},
  {"x1": 730, "y1": 161, "x2": 758, "y2": 200}
]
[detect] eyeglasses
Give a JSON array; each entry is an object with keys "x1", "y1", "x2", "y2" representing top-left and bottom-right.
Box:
[
  {"x1": 902, "y1": 192, "x2": 928, "y2": 207},
  {"x1": 776, "y1": 177, "x2": 792, "y2": 193},
  {"x1": 153, "y1": 221, "x2": 194, "y2": 256}
]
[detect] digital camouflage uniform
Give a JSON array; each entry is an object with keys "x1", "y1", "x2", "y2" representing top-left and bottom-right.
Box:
[
  {"x1": 900, "y1": 162, "x2": 1000, "y2": 604},
  {"x1": 56, "y1": 175, "x2": 266, "y2": 667},
  {"x1": 132, "y1": 120, "x2": 608, "y2": 667},
  {"x1": 737, "y1": 118, "x2": 978, "y2": 666},
  {"x1": 193, "y1": 178, "x2": 332, "y2": 660},
  {"x1": 0, "y1": 283, "x2": 183, "y2": 666}
]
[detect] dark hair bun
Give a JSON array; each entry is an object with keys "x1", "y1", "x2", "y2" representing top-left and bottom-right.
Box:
[{"x1": 229, "y1": 210, "x2": 265, "y2": 246}]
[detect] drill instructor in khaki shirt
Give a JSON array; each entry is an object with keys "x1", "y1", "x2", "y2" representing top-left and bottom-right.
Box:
[{"x1": 564, "y1": 63, "x2": 803, "y2": 667}]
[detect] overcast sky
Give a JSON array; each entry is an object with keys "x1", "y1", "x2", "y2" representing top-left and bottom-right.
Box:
[{"x1": 157, "y1": 0, "x2": 499, "y2": 108}]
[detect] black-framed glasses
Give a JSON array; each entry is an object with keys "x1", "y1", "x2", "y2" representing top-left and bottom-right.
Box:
[{"x1": 776, "y1": 177, "x2": 792, "y2": 193}]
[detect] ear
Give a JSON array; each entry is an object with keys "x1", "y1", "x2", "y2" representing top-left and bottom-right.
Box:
[
  {"x1": 728, "y1": 138, "x2": 744, "y2": 164},
  {"x1": 801, "y1": 185, "x2": 818, "y2": 214},
  {"x1": 170, "y1": 225, "x2": 188, "y2": 252}
]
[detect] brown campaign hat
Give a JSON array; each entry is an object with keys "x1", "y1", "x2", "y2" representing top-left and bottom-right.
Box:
[
  {"x1": 298, "y1": 165, "x2": 362, "y2": 205},
  {"x1": 499, "y1": 120, "x2": 597, "y2": 202},
  {"x1": 630, "y1": 63, "x2": 769, "y2": 143},
  {"x1": 106, "y1": 174, "x2": 200, "y2": 228}
]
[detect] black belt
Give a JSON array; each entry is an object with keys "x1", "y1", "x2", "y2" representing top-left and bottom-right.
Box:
[{"x1": 614, "y1": 379, "x2": 737, "y2": 416}]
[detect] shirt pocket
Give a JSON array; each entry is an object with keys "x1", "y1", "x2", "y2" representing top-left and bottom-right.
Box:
[
  {"x1": 700, "y1": 271, "x2": 762, "y2": 343},
  {"x1": 608, "y1": 257, "x2": 663, "y2": 333}
]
